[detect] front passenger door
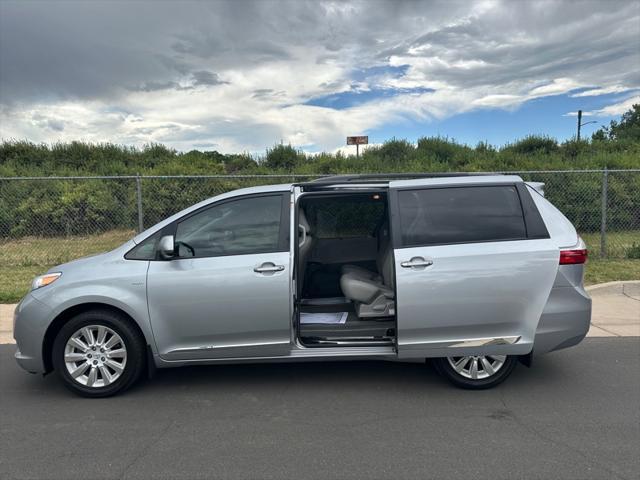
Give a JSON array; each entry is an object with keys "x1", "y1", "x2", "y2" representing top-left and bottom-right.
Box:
[{"x1": 147, "y1": 192, "x2": 292, "y2": 360}]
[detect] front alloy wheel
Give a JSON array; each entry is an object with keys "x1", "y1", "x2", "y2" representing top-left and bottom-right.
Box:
[
  {"x1": 433, "y1": 354, "x2": 518, "y2": 389},
  {"x1": 63, "y1": 325, "x2": 128, "y2": 388},
  {"x1": 52, "y1": 309, "x2": 146, "y2": 397}
]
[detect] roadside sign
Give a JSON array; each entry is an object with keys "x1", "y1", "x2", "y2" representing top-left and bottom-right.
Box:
[
  {"x1": 347, "y1": 136, "x2": 368, "y2": 145},
  {"x1": 347, "y1": 135, "x2": 368, "y2": 158}
]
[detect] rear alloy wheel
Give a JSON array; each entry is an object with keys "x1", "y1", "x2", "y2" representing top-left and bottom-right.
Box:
[
  {"x1": 52, "y1": 310, "x2": 146, "y2": 397},
  {"x1": 433, "y1": 354, "x2": 518, "y2": 389}
]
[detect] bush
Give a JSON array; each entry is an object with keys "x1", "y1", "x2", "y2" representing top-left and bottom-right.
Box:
[
  {"x1": 504, "y1": 135, "x2": 559, "y2": 155},
  {"x1": 264, "y1": 144, "x2": 303, "y2": 171},
  {"x1": 627, "y1": 243, "x2": 640, "y2": 259}
]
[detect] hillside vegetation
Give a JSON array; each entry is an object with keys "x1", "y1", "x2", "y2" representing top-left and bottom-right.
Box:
[
  {"x1": 1, "y1": 105, "x2": 640, "y2": 177},
  {"x1": 1, "y1": 130, "x2": 639, "y2": 178}
]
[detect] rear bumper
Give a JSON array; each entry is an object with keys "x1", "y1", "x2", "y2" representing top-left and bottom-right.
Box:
[{"x1": 533, "y1": 284, "x2": 591, "y2": 356}]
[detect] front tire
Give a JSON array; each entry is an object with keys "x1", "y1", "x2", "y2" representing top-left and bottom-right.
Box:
[
  {"x1": 52, "y1": 310, "x2": 146, "y2": 397},
  {"x1": 433, "y1": 354, "x2": 518, "y2": 389}
]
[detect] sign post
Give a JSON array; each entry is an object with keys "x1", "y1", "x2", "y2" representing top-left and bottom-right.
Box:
[{"x1": 347, "y1": 135, "x2": 368, "y2": 158}]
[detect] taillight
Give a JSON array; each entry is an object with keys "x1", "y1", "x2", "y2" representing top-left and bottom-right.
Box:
[{"x1": 559, "y1": 249, "x2": 588, "y2": 265}]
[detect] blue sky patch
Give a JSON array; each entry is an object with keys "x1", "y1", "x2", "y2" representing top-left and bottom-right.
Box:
[
  {"x1": 306, "y1": 86, "x2": 434, "y2": 109},
  {"x1": 365, "y1": 91, "x2": 632, "y2": 147}
]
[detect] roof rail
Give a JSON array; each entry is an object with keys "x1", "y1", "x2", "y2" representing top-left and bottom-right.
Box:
[{"x1": 308, "y1": 172, "x2": 497, "y2": 184}]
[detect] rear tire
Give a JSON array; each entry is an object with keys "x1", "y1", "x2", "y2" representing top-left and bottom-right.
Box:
[
  {"x1": 52, "y1": 309, "x2": 146, "y2": 397},
  {"x1": 433, "y1": 355, "x2": 518, "y2": 389}
]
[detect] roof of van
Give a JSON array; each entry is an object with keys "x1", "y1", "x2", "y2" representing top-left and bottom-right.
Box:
[
  {"x1": 308, "y1": 172, "x2": 497, "y2": 184},
  {"x1": 298, "y1": 173, "x2": 527, "y2": 190}
]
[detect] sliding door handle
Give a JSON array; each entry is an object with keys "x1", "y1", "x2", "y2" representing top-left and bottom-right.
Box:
[
  {"x1": 254, "y1": 264, "x2": 285, "y2": 273},
  {"x1": 400, "y1": 257, "x2": 433, "y2": 269}
]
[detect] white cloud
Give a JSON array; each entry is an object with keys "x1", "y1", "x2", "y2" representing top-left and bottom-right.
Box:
[
  {"x1": 568, "y1": 95, "x2": 640, "y2": 118},
  {"x1": 571, "y1": 86, "x2": 636, "y2": 97},
  {"x1": 528, "y1": 78, "x2": 583, "y2": 97}
]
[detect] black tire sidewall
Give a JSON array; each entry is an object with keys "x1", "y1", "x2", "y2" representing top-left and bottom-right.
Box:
[
  {"x1": 433, "y1": 355, "x2": 518, "y2": 390},
  {"x1": 52, "y1": 310, "x2": 145, "y2": 398}
]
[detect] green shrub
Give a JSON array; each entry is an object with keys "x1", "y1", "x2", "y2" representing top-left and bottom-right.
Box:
[
  {"x1": 264, "y1": 144, "x2": 303, "y2": 170},
  {"x1": 627, "y1": 243, "x2": 640, "y2": 259},
  {"x1": 504, "y1": 135, "x2": 559, "y2": 155}
]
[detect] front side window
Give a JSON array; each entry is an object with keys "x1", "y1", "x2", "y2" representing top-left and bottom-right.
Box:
[
  {"x1": 125, "y1": 231, "x2": 161, "y2": 260},
  {"x1": 175, "y1": 195, "x2": 283, "y2": 258},
  {"x1": 397, "y1": 185, "x2": 527, "y2": 246}
]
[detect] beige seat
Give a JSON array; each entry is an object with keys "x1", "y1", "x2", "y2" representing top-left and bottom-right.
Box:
[{"x1": 340, "y1": 223, "x2": 395, "y2": 318}]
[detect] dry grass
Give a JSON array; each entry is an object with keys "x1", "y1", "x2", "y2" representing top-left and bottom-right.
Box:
[
  {"x1": 0, "y1": 230, "x2": 134, "y2": 302},
  {"x1": 1, "y1": 230, "x2": 135, "y2": 267},
  {"x1": 580, "y1": 231, "x2": 639, "y2": 259},
  {"x1": 585, "y1": 259, "x2": 640, "y2": 285}
]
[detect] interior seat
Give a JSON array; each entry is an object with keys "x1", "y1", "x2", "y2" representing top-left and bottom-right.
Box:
[
  {"x1": 340, "y1": 221, "x2": 389, "y2": 281},
  {"x1": 340, "y1": 264, "x2": 382, "y2": 283},
  {"x1": 298, "y1": 209, "x2": 314, "y2": 287},
  {"x1": 340, "y1": 223, "x2": 395, "y2": 318}
]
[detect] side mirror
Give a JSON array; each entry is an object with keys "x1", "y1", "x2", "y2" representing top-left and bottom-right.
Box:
[{"x1": 158, "y1": 235, "x2": 176, "y2": 260}]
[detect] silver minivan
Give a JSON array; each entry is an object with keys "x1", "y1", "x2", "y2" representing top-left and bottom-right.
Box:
[{"x1": 13, "y1": 174, "x2": 591, "y2": 397}]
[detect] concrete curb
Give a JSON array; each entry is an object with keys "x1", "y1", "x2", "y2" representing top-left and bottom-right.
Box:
[{"x1": 587, "y1": 280, "x2": 640, "y2": 299}]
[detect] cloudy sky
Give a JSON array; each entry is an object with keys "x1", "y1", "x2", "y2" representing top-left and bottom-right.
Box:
[{"x1": 1, "y1": 0, "x2": 639, "y2": 153}]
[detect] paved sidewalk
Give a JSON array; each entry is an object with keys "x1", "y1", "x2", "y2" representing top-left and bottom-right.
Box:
[
  {"x1": 0, "y1": 304, "x2": 14, "y2": 344},
  {"x1": 1, "y1": 282, "x2": 638, "y2": 344},
  {"x1": 586, "y1": 281, "x2": 640, "y2": 337}
]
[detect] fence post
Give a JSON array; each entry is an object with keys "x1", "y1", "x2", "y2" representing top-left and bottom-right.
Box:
[
  {"x1": 135, "y1": 174, "x2": 144, "y2": 233},
  {"x1": 600, "y1": 167, "x2": 608, "y2": 259}
]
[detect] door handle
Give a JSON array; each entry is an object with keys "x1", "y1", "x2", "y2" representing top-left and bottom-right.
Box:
[
  {"x1": 400, "y1": 258, "x2": 433, "y2": 268},
  {"x1": 254, "y1": 264, "x2": 285, "y2": 273}
]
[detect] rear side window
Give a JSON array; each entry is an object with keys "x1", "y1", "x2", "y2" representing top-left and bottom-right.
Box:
[{"x1": 397, "y1": 186, "x2": 527, "y2": 246}]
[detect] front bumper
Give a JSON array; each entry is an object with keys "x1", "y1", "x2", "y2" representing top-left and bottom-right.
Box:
[{"x1": 13, "y1": 293, "x2": 53, "y2": 374}]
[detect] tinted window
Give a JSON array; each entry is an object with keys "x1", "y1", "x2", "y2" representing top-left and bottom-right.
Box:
[
  {"x1": 304, "y1": 195, "x2": 386, "y2": 239},
  {"x1": 125, "y1": 231, "x2": 161, "y2": 260},
  {"x1": 175, "y1": 195, "x2": 283, "y2": 258},
  {"x1": 398, "y1": 186, "x2": 526, "y2": 246}
]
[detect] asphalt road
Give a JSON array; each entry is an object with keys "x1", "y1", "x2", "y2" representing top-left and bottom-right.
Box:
[{"x1": 1, "y1": 338, "x2": 639, "y2": 480}]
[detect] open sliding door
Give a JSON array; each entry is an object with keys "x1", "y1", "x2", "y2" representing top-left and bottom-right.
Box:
[{"x1": 388, "y1": 176, "x2": 559, "y2": 359}]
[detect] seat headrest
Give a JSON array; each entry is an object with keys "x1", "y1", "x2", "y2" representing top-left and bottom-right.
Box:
[{"x1": 299, "y1": 209, "x2": 312, "y2": 234}]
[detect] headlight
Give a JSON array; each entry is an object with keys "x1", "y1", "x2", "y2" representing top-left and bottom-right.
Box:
[{"x1": 31, "y1": 272, "x2": 62, "y2": 291}]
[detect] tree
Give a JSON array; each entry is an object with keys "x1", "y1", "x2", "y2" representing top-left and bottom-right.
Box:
[
  {"x1": 264, "y1": 143, "x2": 302, "y2": 170},
  {"x1": 592, "y1": 104, "x2": 640, "y2": 142}
]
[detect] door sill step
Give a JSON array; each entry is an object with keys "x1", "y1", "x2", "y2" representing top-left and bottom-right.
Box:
[{"x1": 301, "y1": 336, "x2": 394, "y2": 347}]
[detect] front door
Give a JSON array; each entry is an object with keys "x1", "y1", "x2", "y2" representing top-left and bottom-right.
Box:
[
  {"x1": 389, "y1": 178, "x2": 559, "y2": 359},
  {"x1": 147, "y1": 192, "x2": 292, "y2": 360}
]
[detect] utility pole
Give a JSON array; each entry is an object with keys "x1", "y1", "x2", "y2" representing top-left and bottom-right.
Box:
[
  {"x1": 577, "y1": 110, "x2": 582, "y2": 142},
  {"x1": 576, "y1": 110, "x2": 597, "y2": 141}
]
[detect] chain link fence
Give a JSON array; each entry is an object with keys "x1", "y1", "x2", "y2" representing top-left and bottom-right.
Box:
[{"x1": 1, "y1": 170, "x2": 639, "y2": 299}]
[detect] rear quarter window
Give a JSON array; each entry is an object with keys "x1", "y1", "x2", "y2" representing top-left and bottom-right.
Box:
[{"x1": 397, "y1": 185, "x2": 527, "y2": 246}]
